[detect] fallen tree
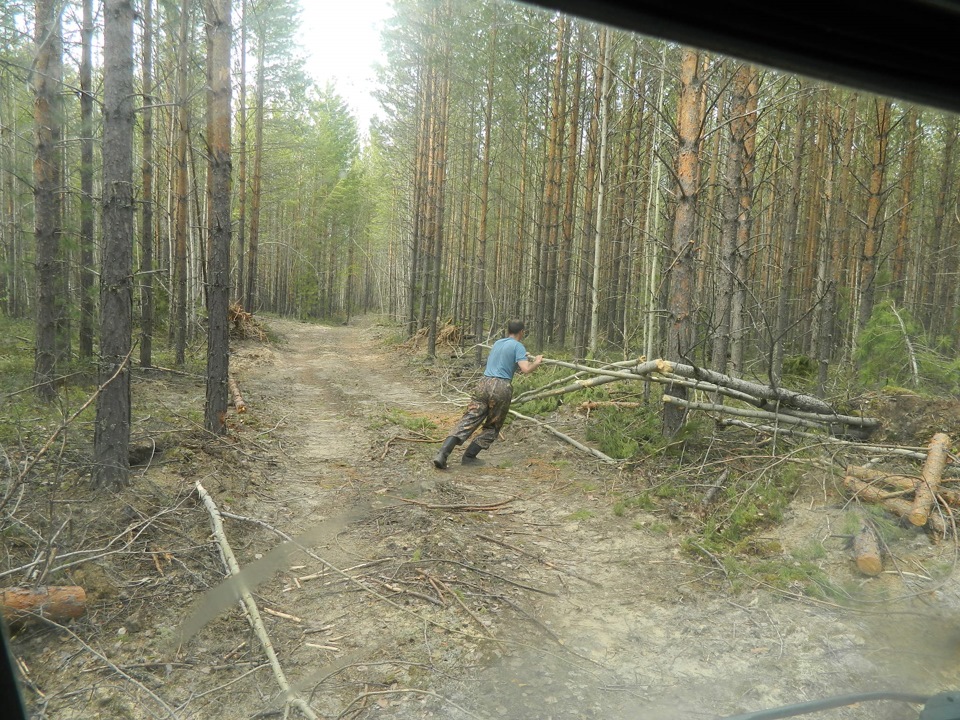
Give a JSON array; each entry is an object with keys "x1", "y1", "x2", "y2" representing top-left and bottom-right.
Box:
[{"x1": 516, "y1": 356, "x2": 879, "y2": 439}]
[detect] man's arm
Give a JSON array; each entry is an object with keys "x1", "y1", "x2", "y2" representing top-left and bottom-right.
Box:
[{"x1": 518, "y1": 355, "x2": 543, "y2": 374}]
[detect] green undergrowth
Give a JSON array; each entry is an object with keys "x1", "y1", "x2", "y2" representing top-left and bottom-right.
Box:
[
  {"x1": 0, "y1": 317, "x2": 207, "y2": 452},
  {"x1": 386, "y1": 408, "x2": 438, "y2": 435}
]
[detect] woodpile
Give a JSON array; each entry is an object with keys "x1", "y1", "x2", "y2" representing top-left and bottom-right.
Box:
[
  {"x1": 228, "y1": 302, "x2": 267, "y2": 341},
  {"x1": 405, "y1": 322, "x2": 462, "y2": 350},
  {"x1": 842, "y1": 434, "x2": 955, "y2": 575}
]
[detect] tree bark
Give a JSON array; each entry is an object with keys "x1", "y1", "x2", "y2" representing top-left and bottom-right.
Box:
[
  {"x1": 908, "y1": 432, "x2": 951, "y2": 526},
  {"x1": 79, "y1": 0, "x2": 96, "y2": 360},
  {"x1": 33, "y1": 0, "x2": 67, "y2": 400},
  {"x1": 93, "y1": 0, "x2": 135, "y2": 490},
  {"x1": 139, "y1": 0, "x2": 154, "y2": 368},
  {"x1": 204, "y1": 0, "x2": 232, "y2": 436},
  {"x1": 857, "y1": 98, "x2": 892, "y2": 332},
  {"x1": 236, "y1": 0, "x2": 248, "y2": 305},
  {"x1": 852, "y1": 522, "x2": 883, "y2": 576},
  {"x1": 245, "y1": 30, "x2": 265, "y2": 314},
  {"x1": 663, "y1": 48, "x2": 703, "y2": 435},
  {"x1": 172, "y1": 1, "x2": 191, "y2": 365}
]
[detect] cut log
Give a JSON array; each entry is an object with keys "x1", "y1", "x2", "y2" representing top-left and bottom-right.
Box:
[
  {"x1": 852, "y1": 522, "x2": 883, "y2": 576},
  {"x1": 908, "y1": 433, "x2": 951, "y2": 526},
  {"x1": 843, "y1": 476, "x2": 947, "y2": 535},
  {"x1": 228, "y1": 374, "x2": 247, "y2": 413},
  {"x1": 2, "y1": 586, "x2": 86, "y2": 624}
]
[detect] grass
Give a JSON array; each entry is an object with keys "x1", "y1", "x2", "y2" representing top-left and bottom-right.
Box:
[{"x1": 385, "y1": 408, "x2": 438, "y2": 435}]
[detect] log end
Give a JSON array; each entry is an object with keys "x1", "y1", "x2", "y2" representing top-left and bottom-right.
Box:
[
  {"x1": 855, "y1": 557, "x2": 883, "y2": 576},
  {"x1": 908, "y1": 510, "x2": 928, "y2": 527}
]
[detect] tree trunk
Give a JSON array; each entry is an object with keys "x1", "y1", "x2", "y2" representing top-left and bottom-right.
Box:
[
  {"x1": 712, "y1": 64, "x2": 750, "y2": 376},
  {"x1": 79, "y1": 0, "x2": 96, "y2": 360},
  {"x1": 93, "y1": 0, "x2": 135, "y2": 490},
  {"x1": 856, "y1": 98, "x2": 892, "y2": 333},
  {"x1": 663, "y1": 48, "x2": 703, "y2": 435},
  {"x1": 204, "y1": 0, "x2": 232, "y2": 436},
  {"x1": 772, "y1": 84, "x2": 808, "y2": 386},
  {"x1": 138, "y1": 0, "x2": 154, "y2": 368},
  {"x1": 556, "y1": 44, "x2": 582, "y2": 346},
  {"x1": 172, "y1": 1, "x2": 190, "y2": 365},
  {"x1": 729, "y1": 69, "x2": 759, "y2": 376},
  {"x1": 474, "y1": 24, "x2": 496, "y2": 365},
  {"x1": 589, "y1": 27, "x2": 611, "y2": 354},
  {"x1": 236, "y1": 0, "x2": 248, "y2": 305},
  {"x1": 245, "y1": 31, "x2": 265, "y2": 314},
  {"x1": 891, "y1": 107, "x2": 919, "y2": 305},
  {"x1": 33, "y1": 0, "x2": 67, "y2": 400},
  {"x1": 573, "y1": 46, "x2": 600, "y2": 361}
]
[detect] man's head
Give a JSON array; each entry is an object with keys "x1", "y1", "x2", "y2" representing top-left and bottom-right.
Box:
[{"x1": 507, "y1": 319, "x2": 525, "y2": 337}]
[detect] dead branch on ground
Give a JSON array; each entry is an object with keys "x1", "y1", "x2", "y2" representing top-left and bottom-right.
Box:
[
  {"x1": 509, "y1": 409, "x2": 617, "y2": 464},
  {"x1": 228, "y1": 374, "x2": 247, "y2": 413},
  {"x1": 195, "y1": 480, "x2": 319, "y2": 720}
]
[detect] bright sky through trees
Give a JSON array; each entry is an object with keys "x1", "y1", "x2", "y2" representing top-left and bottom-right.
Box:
[{"x1": 296, "y1": 0, "x2": 393, "y2": 134}]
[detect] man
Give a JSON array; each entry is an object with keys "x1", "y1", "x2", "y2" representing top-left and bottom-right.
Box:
[{"x1": 433, "y1": 319, "x2": 543, "y2": 469}]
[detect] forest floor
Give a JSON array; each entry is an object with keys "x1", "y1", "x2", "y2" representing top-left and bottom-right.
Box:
[{"x1": 9, "y1": 315, "x2": 960, "y2": 720}]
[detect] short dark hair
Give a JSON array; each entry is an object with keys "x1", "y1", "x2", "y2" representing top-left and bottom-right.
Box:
[{"x1": 507, "y1": 319, "x2": 525, "y2": 335}]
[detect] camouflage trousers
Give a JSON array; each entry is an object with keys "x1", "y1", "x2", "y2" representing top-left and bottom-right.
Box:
[{"x1": 450, "y1": 376, "x2": 513, "y2": 449}]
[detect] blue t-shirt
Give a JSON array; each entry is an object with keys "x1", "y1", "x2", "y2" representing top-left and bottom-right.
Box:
[{"x1": 484, "y1": 336, "x2": 528, "y2": 380}]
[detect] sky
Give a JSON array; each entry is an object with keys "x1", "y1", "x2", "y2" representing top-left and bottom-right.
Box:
[{"x1": 295, "y1": 1, "x2": 395, "y2": 135}]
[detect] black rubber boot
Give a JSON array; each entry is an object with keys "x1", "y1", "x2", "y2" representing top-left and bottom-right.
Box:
[
  {"x1": 461, "y1": 441, "x2": 483, "y2": 463},
  {"x1": 432, "y1": 437, "x2": 461, "y2": 469}
]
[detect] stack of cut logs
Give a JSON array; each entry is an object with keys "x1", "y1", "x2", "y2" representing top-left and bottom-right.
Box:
[{"x1": 844, "y1": 432, "x2": 954, "y2": 575}]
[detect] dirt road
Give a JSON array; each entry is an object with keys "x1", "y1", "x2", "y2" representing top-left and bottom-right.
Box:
[{"x1": 212, "y1": 317, "x2": 960, "y2": 720}]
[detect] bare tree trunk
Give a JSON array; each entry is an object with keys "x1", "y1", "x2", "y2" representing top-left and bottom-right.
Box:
[
  {"x1": 574, "y1": 35, "x2": 602, "y2": 361},
  {"x1": 33, "y1": 0, "x2": 67, "y2": 399},
  {"x1": 138, "y1": 0, "x2": 154, "y2": 368},
  {"x1": 663, "y1": 48, "x2": 703, "y2": 435},
  {"x1": 589, "y1": 27, "x2": 611, "y2": 354},
  {"x1": 474, "y1": 24, "x2": 496, "y2": 365},
  {"x1": 712, "y1": 64, "x2": 750, "y2": 376},
  {"x1": 245, "y1": 31, "x2": 265, "y2": 313},
  {"x1": 172, "y1": 1, "x2": 190, "y2": 365},
  {"x1": 772, "y1": 85, "x2": 809, "y2": 385},
  {"x1": 93, "y1": 0, "x2": 135, "y2": 490},
  {"x1": 235, "y1": 0, "x2": 248, "y2": 304},
  {"x1": 891, "y1": 107, "x2": 919, "y2": 305},
  {"x1": 79, "y1": 0, "x2": 96, "y2": 360},
  {"x1": 856, "y1": 98, "x2": 892, "y2": 333},
  {"x1": 204, "y1": 0, "x2": 232, "y2": 436},
  {"x1": 556, "y1": 44, "x2": 582, "y2": 346},
  {"x1": 832, "y1": 92, "x2": 858, "y2": 362},
  {"x1": 729, "y1": 70, "x2": 759, "y2": 376}
]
